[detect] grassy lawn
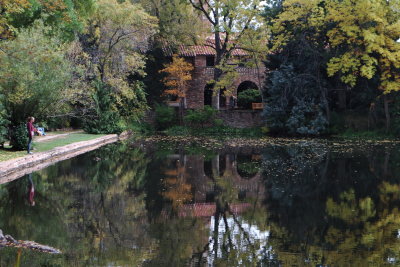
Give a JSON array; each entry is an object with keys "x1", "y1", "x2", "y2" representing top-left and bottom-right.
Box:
[{"x1": 0, "y1": 133, "x2": 106, "y2": 162}]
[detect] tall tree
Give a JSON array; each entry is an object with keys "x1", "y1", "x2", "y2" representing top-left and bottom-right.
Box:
[
  {"x1": 80, "y1": 0, "x2": 158, "y2": 122},
  {"x1": 263, "y1": 0, "x2": 332, "y2": 135},
  {"x1": 188, "y1": 0, "x2": 267, "y2": 108},
  {"x1": 160, "y1": 55, "x2": 194, "y2": 123},
  {"x1": 0, "y1": 22, "x2": 77, "y2": 125},
  {"x1": 137, "y1": 0, "x2": 206, "y2": 45},
  {"x1": 268, "y1": 0, "x2": 400, "y2": 133},
  {"x1": 325, "y1": 0, "x2": 400, "y2": 130}
]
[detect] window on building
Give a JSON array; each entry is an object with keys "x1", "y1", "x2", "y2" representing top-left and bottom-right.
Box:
[{"x1": 206, "y1": 56, "x2": 215, "y2": 67}]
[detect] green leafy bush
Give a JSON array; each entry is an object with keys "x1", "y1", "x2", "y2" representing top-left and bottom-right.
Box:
[
  {"x1": 184, "y1": 106, "x2": 217, "y2": 127},
  {"x1": 10, "y1": 124, "x2": 27, "y2": 151},
  {"x1": 237, "y1": 89, "x2": 262, "y2": 109},
  {"x1": 83, "y1": 82, "x2": 125, "y2": 134},
  {"x1": 154, "y1": 104, "x2": 176, "y2": 130}
]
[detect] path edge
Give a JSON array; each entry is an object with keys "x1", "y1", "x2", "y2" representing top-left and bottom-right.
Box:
[{"x1": 0, "y1": 132, "x2": 130, "y2": 184}]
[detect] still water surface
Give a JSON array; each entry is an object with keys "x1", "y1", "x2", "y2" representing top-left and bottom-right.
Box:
[{"x1": 0, "y1": 140, "x2": 400, "y2": 266}]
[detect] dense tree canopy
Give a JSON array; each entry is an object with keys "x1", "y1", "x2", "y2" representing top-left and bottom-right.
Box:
[
  {"x1": 0, "y1": 22, "x2": 77, "y2": 124},
  {"x1": 1, "y1": 0, "x2": 95, "y2": 40},
  {"x1": 137, "y1": 0, "x2": 206, "y2": 45},
  {"x1": 264, "y1": 0, "x2": 400, "y2": 135},
  {"x1": 80, "y1": 0, "x2": 157, "y2": 123}
]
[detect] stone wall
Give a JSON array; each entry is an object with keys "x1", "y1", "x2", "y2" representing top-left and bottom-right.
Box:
[
  {"x1": 144, "y1": 109, "x2": 263, "y2": 128},
  {"x1": 216, "y1": 110, "x2": 263, "y2": 128}
]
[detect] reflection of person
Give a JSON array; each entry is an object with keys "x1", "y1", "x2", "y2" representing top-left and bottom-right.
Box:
[
  {"x1": 26, "y1": 117, "x2": 37, "y2": 154},
  {"x1": 27, "y1": 173, "x2": 35, "y2": 206}
]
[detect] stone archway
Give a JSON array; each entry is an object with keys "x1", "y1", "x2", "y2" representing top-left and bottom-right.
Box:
[
  {"x1": 237, "y1": 81, "x2": 258, "y2": 93},
  {"x1": 236, "y1": 81, "x2": 262, "y2": 110},
  {"x1": 219, "y1": 88, "x2": 227, "y2": 109}
]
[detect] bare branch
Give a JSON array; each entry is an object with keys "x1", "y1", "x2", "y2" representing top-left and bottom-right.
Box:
[{"x1": 188, "y1": 0, "x2": 216, "y2": 25}]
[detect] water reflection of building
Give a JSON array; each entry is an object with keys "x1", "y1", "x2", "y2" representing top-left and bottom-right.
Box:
[
  {"x1": 166, "y1": 153, "x2": 265, "y2": 206},
  {"x1": 161, "y1": 152, "x2": 268, "y2": 266}
]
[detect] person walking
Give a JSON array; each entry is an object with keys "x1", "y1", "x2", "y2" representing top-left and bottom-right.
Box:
[{"x1": 26, "y1": 117, "x2": 36, "y2": 154}]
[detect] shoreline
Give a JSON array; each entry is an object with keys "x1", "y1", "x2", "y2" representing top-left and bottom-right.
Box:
[
  {"x1": 1, "y1": 132, "x2": 399, "y2": 185},
  {"x1": 0, "y1": 132, "x2": 129, "y2": 184}
]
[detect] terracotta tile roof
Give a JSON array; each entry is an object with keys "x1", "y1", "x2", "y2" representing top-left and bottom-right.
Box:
[{"x1": 163, "y1": 39, "x2": 249, "y2": 57}]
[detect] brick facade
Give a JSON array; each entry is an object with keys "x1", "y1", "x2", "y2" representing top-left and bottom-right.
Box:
[{"x1": 185, "y1": 55, "x2": 266, "y2": 109}]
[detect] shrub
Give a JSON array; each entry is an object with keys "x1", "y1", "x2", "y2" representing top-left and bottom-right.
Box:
[
  {"x1": 184, "y1": 106, "x2": 217, "y2": 127},
  {"x1": 237, "y1": 89, "x2": 262, "y2": 109},
  {"x1": 10, "y1": 124, "x2": 27, "y2": 150},
  {"x1": 154, "y1": 104, "x2": 176, "y2": 130},
  {"x1": 83, "y1": 82, "x2": 125, "y2": 134}
]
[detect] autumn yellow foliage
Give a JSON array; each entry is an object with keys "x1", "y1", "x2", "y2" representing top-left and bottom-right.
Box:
[
  {"x1": 160, "y1": 55, "x2": 194, "y2": 99},
  {"x1": 325, "y1": 0, "x2": 400, "y2": 92},
  {"x1": 272, "y1": 0, "x2": 400, "y2": 93},
  {"x1": 0, "y1": 0, "x2": 30, "y2": 38}
]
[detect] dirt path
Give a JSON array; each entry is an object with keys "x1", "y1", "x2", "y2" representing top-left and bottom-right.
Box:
[{"x1": 34, "y1": 130, "x2": 84, "y2": 143}]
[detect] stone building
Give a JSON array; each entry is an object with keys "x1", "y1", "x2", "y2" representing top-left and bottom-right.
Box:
[{"x1": 163, "y1": 39, "x2": 266, "y2": 110}]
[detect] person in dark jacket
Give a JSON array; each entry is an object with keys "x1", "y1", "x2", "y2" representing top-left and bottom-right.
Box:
[{"x1": 26, "y1": 117, "x2": 36, "y2": 154}]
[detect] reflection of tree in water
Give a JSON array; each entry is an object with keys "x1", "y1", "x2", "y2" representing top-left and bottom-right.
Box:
[
  {"x1": 0, "y1": 143, "x2": 154, "y2": 266},
  {"x1": 236, "y1": 154, "x2": 262, "y2": 179},
  {"x1": 5, "y1": 141, "x2": 399, "y2": 266},
  {"x1": 146, "y1": 151, "x2": 270, "y2": 267},
  {"x1": 263, "y1": 143, "x2": 400, "y2": 266}
]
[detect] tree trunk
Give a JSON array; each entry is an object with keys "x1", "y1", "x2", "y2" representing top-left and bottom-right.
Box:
[
  {"x1": 179, "y1": 97, "x2": 184, "y2": 125},
  {"x1": 338, "y1": 88, "x2": 347, "y2": 110},
  {"x1": 212, "y1": 11, "x2": 222, "y2": 110},
  {"x1": 384, "y1": 94, "x2": 390, "y2": 132}
]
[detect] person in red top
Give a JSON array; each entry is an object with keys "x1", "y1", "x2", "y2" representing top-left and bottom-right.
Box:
[{"x1": 26, "y1": 117, "x2": 37, "y2": 154}]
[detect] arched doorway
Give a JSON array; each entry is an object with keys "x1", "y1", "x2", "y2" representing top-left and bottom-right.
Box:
[
  {"x1": 237, "y1": 81, "x2": 261, "y2": 109},
  {"x1": 204, "y1": 84, "x2": 213, "y2": 106},
  {"x1": 219, "y1": 88, "x2": 227, "y2": 109}
]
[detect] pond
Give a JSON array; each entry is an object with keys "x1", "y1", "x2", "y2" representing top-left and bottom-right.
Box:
[{"x1": 0, "y1": 138, "x2": 400, "y2": 266}]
